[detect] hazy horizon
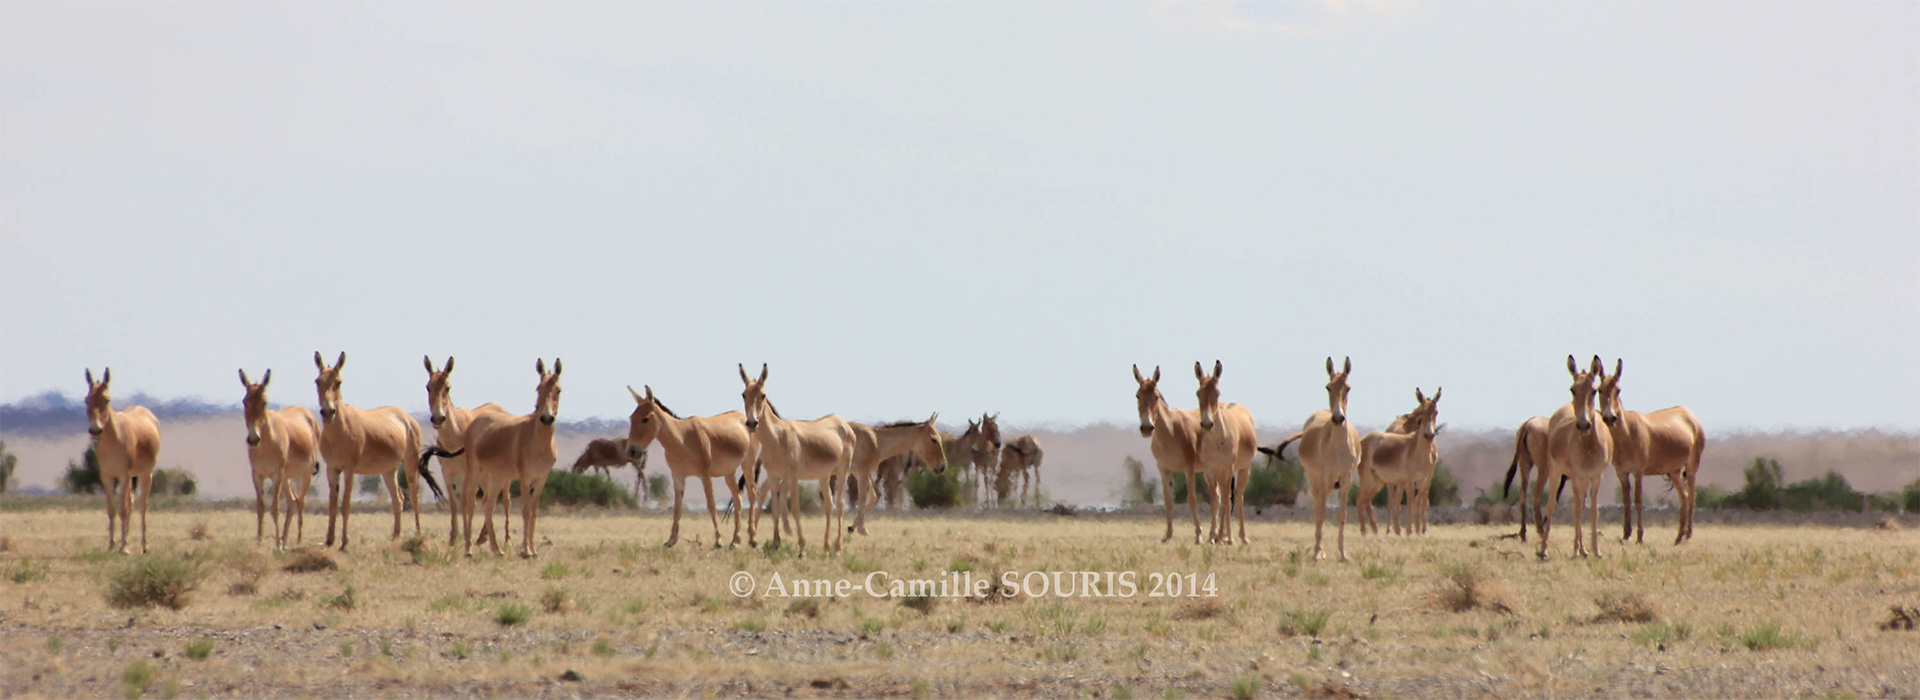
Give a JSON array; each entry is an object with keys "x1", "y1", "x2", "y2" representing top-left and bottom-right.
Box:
[{"x1": 5, "y1": 2, "x2": 1917, "y2": 432}]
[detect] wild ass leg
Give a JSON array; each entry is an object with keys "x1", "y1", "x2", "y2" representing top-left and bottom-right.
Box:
[
  {"x1": 1186, "y1": 472, "x2": 1204, "y2": 545},
  {"x1": 383, "y1": 471, "x2": 403, "y2": 540},
  {"x1": 105, "y1": 476, "x2": 122, "y2": 552},
  {"x1": 1310, "y1": 480, "x2": 1330, "y2": 561},
  {"x1": 1516, "y1": 464, "x2": 1530, "y2": 541},
  {"x1": 520, "y1": 476, "x2": 541, "y2": 558},
  {"x1": 1160, "y1": 476, "x2": 1176, "y2": 543},
  {"x1": 666, "y1": 475, "x2": 685, "y2": 548},
  {"x1": 254, "y1": 476, "x2": 268, "y2": 544},
  {"x1": 724, "y1": 474, "x2": 745, "y2": 548},
  {"x1": 134, "y1": 472, "x2": 152, "y2": 554},
  {"x1": 1618, "y1": 467, "x2": 1634, "y2": 542},
  {"x1": 701, "y1": 475, "x2": 723, "y2": 549},
  {"x1": 324, "y1": 468, "x2": 342, "y2": 548}
]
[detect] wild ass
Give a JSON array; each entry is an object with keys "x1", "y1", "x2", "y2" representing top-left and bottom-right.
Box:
[
  {"x1": 464, "y1": 359, "x2": 563, "y2": 558},
  {"x1": 314, "y1": 352, "x2": 441, "y2": 551},
  {"x1": 1194, "y1": 361, "x2": 1257, "y2": 544},
  {"x1": 424, "y1": 356, "x2": 511, "y2": 548},
  {"x1": 740, "y1": 363, "x2": 857, "y2": 554},
  {"x1": 1260, "y1": 357, "x2": 1360, "y2": 561},
  {"x1": 83, "y1": 369, "x2": 162, "y2": 554},
  {"x1": 572, "y1": 437, "x2": 648, "y2": 497},
  {"x1": 1501, "y1": 416, "x2": 1552, "y2": 541},
  {"x1": 1132, "y1": 365, "x2": 1214, "y2": 545},
  {"x1": 625, "y1": 384, "x2": 757, "y2": 548},
  {"x1": 845, "y1": 416, "x2": 946, "y2": 535},
  {"x1": 239, "y1": 369, "x2": 320, "y2": 549},
  {"x1": 1540, "y1": 355, "x2": 1615, "y2": 559},
  {"x1": 1355, "y1": 388, "x2": 1441, "y2": 536},
  {"x1": 1597, "y1": 359, "x2": 1707, "y2": 545},
  {"x1": 998, "y1": 435, "x2": 1046, "y2": 507}
]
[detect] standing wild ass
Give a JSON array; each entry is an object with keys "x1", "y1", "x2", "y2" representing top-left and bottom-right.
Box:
[
  {"x1": 424, "y1": 356, "x2": 511, "y2": 548},
  {"x1": 1539, "y1": 355, "x2": 1615, "y2": 559},
  {"x1": 1354, "y1": 389, "x2": 1442, "y2": 536},
  {"x1": 845, "y1": 416, "x2": 946, "y2": 535},
  {"x1": 572, "y1": 438, "x2": 647, "y2": 497},
  {"x1": 1260, "y1": 357, "x2": 1360, "y2": 561},
  {"x1": 1597, "y1": 359, "x2": 1707, "y2": 545},
  {"x1": 1501, "y1": 416, "x2": 1552, "y2": 541},
  {"x1": 239, "y1": 369, "x2": 320, "y2": 549},
  {"x1": 998, "y1": 435, "x2": 1046, "y2": 507},
  {"x1": 1133, "y1": 365, "x2": 1214, "y2": 544},
  {"x1": 1194, "y1": 361, "x2": 1257, "y2": 545},
  {"x1": 625, "y1": 384, "x2": 756, "y2": 548},
  {"x1": 314, "y1": 352, "x2": 440, "y2": 551},
  {"x1": 465, "y1": 359, "x2": 563, "y2": 558},
  {"x1": 83, "y1": 369, "x2": 162, "y2": 554},
  {"x1": 740, "y1": 364, "x2": 857, "y2": 554},
  {"x1": 971, "y1": 414, "x2": 1004, "y2": 506}
]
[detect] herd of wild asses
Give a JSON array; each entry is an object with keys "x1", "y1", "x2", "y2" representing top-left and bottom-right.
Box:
[{"x1": 76, "y1": 353, "x2": 1702, "y2": 561}]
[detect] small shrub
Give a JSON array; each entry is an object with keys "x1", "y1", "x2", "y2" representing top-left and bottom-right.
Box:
[
  {"x1": 1430, "y1": 565, "x2": 1517, "y2": 614},
  {"x1": 1739, "y1": 620, "x2": 1808, "y2": 651},
  {"x1": 225, "y1": 550, "x2": 271, "y2": 596},
  {"x1": 900, "y1": 594, "x2": 936, "y2": 615},
  {"x1": 906, "y1": 468, "x2": 962, "y2": 509},
  {"x1": 1361, "y1": 563, "x2": 1397, "y2": 581},
  {"x1": 858, "y1": 618, "x2": 884, "y2": 637},
  {"x1": 106, "y1": 555, "x2": 207, "y2": 610},
  {"x1": 1279, "y1": 608, "x2": 1332, "y2": 638},
  {"x1": 541, "y1": 562, "x2": 570, "y2": 580},
  {"x1": 1119, "y1": 456, "x2": 1159, "y2": 507},
  {"x1": 1633, "y1": 619, "x2": 1694, "y2": 646},
  {"x1": 47, "y1": 634, "x2": 64, "y2": 654},
  {"x1": 1594, "y1": 591, "x2": 1661, "y2": 623},
  {"x1": 428, "y1": 593, "x2": 470, "y2": 613},
  {"x1": 121, "y1": 660, "x2": 156, "y2": 697},
  {"x1": 185, "y1": 637, "x2": 213, "y2": 660},
  {"x1": 496, "y1": 602, "x2": 532, "y2": 627},
  {"x1": 187, "y1": 521, "x2": 213, "y2": 541},
  {"x1": 448, "y1": 641, "x2": 473, "y2": 658},
  {"x1": 8, "y1": 560, "x2": 49, "y2": 584},
  {"x1": 522, "y1": 470, "x2": 638, "y2": 508},
  {"x1": 281, "y1": 549, "x2": 337, "y2": 573},
  {"x1": 320, "y1": 585, "x2": 356, "y2": 611},
  {"x1": 541, "y1": 588, "x2": 572, "y2": 614},
  {"x1": 787, "y1": 598, "x2": 822, "y2": 618},
  {"x1": 592, "y1": 637, "x2": 615, "y2": 657},
  {"x1": 338, "y1": 642, "x2": 354, "y2": 657},
  {"x1": 1171, "y1": 598, "x2": 1225, "y2": 621},
  {"x1": 1229, "y1": 675, "x2": 1261, "y2": 700}
]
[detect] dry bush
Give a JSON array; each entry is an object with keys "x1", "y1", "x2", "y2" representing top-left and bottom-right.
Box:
[
  {"x1": 1171, "y1": 598, "x2": 1227, "y2": 621},
  {"x1": 541, "y1": 588, "x2": 573, "y2": 614},
  {"x1": 1881, "y1": 605, "x2": 1919, "y2": 631},
  {"x1": 1594, "y1": 591, "x2": 1662, "y2": 623},
  {"x1": 1430, "y1": 567, "x2": 1518, "y2": 614},
  {"x1": 225, "y1": 549, "x2": 272, "y2": 596},
  {"x1": 188, "y1": 521, "x2": 213, "y2": 541},
  {"x1": 106, "y1": 555, "x2": 207, "y2": 610},
  {"x1": 399, "y1": 535, "x2": 428, "y2": 557},
  {"x1": 282, "y1": 548, "x2": 337, "y2": 573},
  {"x1": 0, "y1": 535, "x2": 13, "y2": 552},
  {"x1": 1873, "y1": 517, "x2": 1899, "y2": 532}
]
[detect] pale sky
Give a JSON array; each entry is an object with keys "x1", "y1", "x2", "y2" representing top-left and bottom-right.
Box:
[{"x1": 3, "y1": 1, "x2": 1916, "y2": 432}]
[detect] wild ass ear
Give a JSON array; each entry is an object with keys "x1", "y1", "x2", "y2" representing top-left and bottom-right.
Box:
[
  {"x1": 1415, "y1": 387, "x2": 1426, "y2": 404},
  {"x1": 334, "y1": 352, "x2": 346, "y2": 371},
  {"x1": 644, "y1": 385, "x2": 655, "y2": 402},
  {"x1": 739, "y1": 363, "x2": 751, "y2": 385},
  {"x1": 239, "y1": 368, "x2": 251, "y2": 387},
  {"x1": 85, "y1": 368, "x2": 95, "y2": 387},
  {"x1": 1213, "y1": 360, "x2": 1223, "y2": 379},
  {"x1": 552, "y1": 358, "x2": 562, "y2": 376},
  {"x1": 1326, "y1": 357, "x2": 1336, "y2": 377},
  {"x1": 1590, "y1": 355, "x2": 1605, "y2": 379},
  {"x1": 261, "y1": 369, "x2": 271, "y2": 387},
  {"x1": 102, "y1": 367, "x2": 111, "y2": 386},
  {"x1": 1567, "y1": 354, "x2": 1580, "y2": 378},
  {"x1": 315, "y1": 351, "x2": 326, "y2": 371},
  {"x1": 1343, "y1": 356, "x2": 1351, "y2": 376},
  {"x1": 926, "y1": 412, "x2": 939, "y2": 425},
  {"x1": 1612, "y1": 358, "x2": 1622, "y2": 381},
  {"x1": 424, "y1": 355, "x2": 435, "y2": 374},
  {"x1": 1133, "y1": 364, "x2": 1146, "y2": 384},
  {"x1": 758, "y1": 363, "x2": 769, "y2": 385},
  {"x1": 445, "y1": 356, "x2": 455, "y2": 373},
  {"x1": 536, "y1": 358, "x2": 546, "y2": 376},
  {"x1": 1151, "y1": 366, "x2": 1160, "y2": 383},
  {"x1": 629, "y1": 385, "x2": 646, "y2": 404},
  {"x1": 1431, "y1": 386, "x2": 1440, "y2": 402},
  {"x1": 1195, "y1": 361, "x2": 1206, "y2": 382}
]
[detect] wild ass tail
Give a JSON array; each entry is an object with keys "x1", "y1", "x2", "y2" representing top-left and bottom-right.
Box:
[
  {"x1": 1503, "y1": 427, "x2": 1532, "y2": 500},
  {"x1": 1256, "y1": 431, "x2": 1306, "y2": 461},
  {"x1": 416, "y1": 446, "x2": 459, "y2": 503}
]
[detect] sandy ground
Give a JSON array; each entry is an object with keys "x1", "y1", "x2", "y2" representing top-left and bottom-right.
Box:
[{"x1": 2, "y1": 502, "x2": 1919, "y2": 699}]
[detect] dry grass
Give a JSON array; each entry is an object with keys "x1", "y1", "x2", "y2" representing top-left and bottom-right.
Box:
[
  {"x1": 1594, "y1": 591, "x2": 1662, "y2": 623},
  {"x1": 281, "y1": 547, "x2": 337, "y2": 573},
  {"x1": 1, "y1": 507, "x2": 1917, "y2": 699},
  {"x1": 188, "y1": 520, "x2": 214, "y2": 541},
  {"x1": 224, "y1": 548, "x2": 271, "y2": 596},
  {"x1": 1429, "y1": 565, "x2": 1518, "y2": 615}
]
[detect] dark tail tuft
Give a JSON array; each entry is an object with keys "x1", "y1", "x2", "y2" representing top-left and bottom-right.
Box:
[{"x1": 417, "y1": 446, "x2": 460, "y2": 503}]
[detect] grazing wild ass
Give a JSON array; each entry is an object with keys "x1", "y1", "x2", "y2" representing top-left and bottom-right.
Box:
[
  {"x1": 1597, "y1": 359, "x2": 1707, "y2": 545},
  {"x1": 1355, "y1": 389, "x2": 1442, "y2": 536},
  {"x1": 424, "y1": 356, "x2": 511, "y2": 548},
  {"x1": 1260, "y1": 357, "x2": 1360, "y2": 561},
  {"x1": 845, "y1": 415, "x2": 946, "y2": 535},
  {"x1": 1132, "y1": 365, "x2": 1213, "y2": 545},
  {"x1": 740, "y1": 363, "x2": 857, "y2": 554},
  {"x1": 572, "y1": 437, "x2": 648, "y2": 497},
  {"x1": 239, "y1": 369, "x2": 320, "y2": 549},
  {"x1": 1501, "y1": 416, "x2": 1553, "y2": 541},
  {"x1": 83, "y1": 369, "x2": 162, "y2": 554},
  {"x1": 314, "y1": 352, "x2": 440, "y2": 551},
  {"x1": 1194, "y1": 361, "x2": 1257, "y2": 544},
  {"x1": 626, "y1": 384, "x2": 757, "y2": 548},
  {"x1": 464, "y1": 359, "x2": 563, "y2": 558},
  {"x1": 1540, "y1": 355, "x2": 1615, "y2": 559}
]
